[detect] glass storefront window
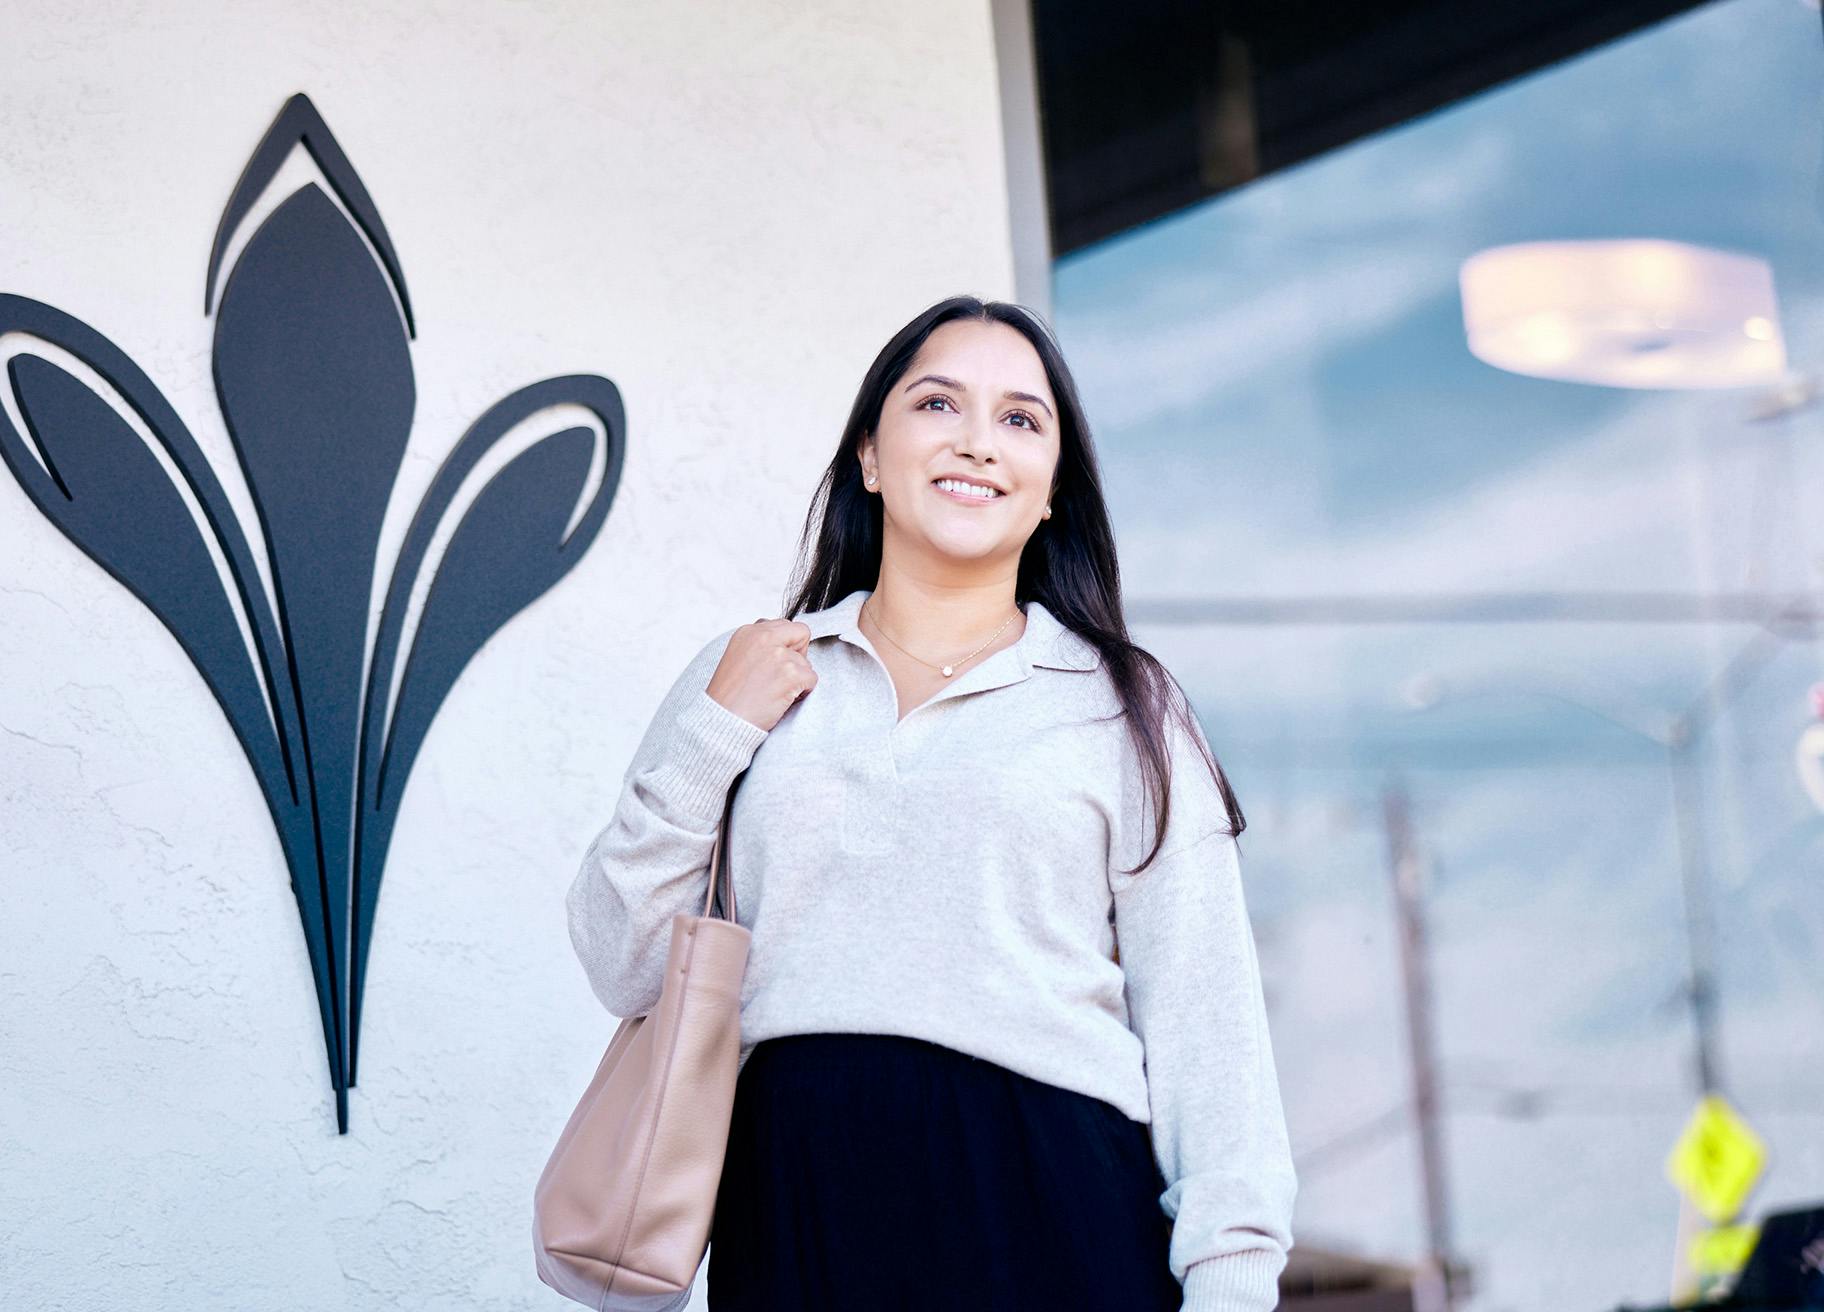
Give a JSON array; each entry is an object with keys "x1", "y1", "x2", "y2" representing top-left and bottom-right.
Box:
[{"x1": 1052, "y1": 1, "x2": 1824, "y2": 1307}]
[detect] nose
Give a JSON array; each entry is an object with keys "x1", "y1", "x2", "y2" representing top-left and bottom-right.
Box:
[{"x1": 954, "y1": 411, "x2": 1000, "y2": 465}]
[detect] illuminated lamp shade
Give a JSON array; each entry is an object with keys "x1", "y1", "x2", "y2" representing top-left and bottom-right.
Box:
[{"x1": 1459, "y1": 239, "x2": 1787, "y2": 388}]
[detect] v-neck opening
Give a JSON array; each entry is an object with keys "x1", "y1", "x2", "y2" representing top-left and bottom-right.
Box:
[
  {"x1": 891, "y1": 644, "x2": 1021, "y2": 725},
  {"x1": 840, "y1": 599, "x2": 1034, "y2": 731}
]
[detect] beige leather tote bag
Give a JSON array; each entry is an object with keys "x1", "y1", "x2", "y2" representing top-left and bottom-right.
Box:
[{"x1": 534, "y1": 771, "x2": 751, "y2": 1310}]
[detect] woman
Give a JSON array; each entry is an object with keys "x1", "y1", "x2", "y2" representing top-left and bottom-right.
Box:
[{"x1": 565, "y1": 295, "x2": 1296, "y2": 1311}]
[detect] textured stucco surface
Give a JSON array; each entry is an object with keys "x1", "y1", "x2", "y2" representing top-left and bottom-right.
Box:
[{"x1": 0, "y1": 2, "x2": 1016, "y2": 1306}]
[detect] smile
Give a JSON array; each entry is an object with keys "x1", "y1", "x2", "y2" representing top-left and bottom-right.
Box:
[{"x1": 932, "y1": 477, "x2": 1004, "y2": 502}]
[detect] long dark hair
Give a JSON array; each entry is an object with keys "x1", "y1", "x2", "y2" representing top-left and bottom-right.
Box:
[{"x1": 780, "y1": 294, "x2": 1244, "y2": 876}]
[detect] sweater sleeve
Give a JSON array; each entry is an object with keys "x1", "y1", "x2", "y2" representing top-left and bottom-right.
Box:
[
  {"x1": 564, "y1": 625, "x2": 770, "y2": 1019},
  {"x1": 1111, "y1": 713, "x2": 1297, "y2": 1312}
]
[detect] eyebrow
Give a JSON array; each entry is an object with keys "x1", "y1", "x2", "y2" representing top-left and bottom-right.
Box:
[{"x1": 902, "y1": 373, "x2": 1054, "y2": 420}]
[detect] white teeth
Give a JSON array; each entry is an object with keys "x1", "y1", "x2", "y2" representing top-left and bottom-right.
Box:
[{"x1": 935, "y1": 478, "x2": 1000, "y2": 499}]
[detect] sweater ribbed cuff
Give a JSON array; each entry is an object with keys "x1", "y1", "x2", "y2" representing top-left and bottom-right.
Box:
[
  {"x1": 645, "y1": 688, "x2": 770, "y2": 826},
  {"x1": 1180, "y1": 1248, "x2": 1287, "y2": 1312}
]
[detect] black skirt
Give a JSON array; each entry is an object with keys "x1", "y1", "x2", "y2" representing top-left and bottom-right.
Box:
[{"x1": 706, "y1": 1032, "x2": 1182, "y2": 1311}]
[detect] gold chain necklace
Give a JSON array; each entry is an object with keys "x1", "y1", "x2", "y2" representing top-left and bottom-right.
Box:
[{"x1": 862, "y1": 596, "x2": 1019, "y2": 677}]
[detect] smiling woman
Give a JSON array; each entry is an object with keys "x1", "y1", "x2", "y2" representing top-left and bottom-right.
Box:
[
  {"x1": 864, "y1": 319, "x2": 1063, "y2": 573},
  {"x1": 564, "y1": 295, "x2": 1292, "y2": 1312}
]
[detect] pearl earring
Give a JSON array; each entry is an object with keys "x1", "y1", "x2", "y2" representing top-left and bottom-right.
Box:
[{"x1": 866, "y1": 473, "x2": 877, "y2": 486}]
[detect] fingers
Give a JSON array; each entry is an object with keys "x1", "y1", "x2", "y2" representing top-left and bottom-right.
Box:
[
  {"x1": 754, "y1": 614, "x2": 811, "y2": 652},
  {"x1": 783, "y1": 645, "x2": 816, "y2": 702}
]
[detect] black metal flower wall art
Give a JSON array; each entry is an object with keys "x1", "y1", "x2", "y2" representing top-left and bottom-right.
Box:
[{"x1": 0, "y1": 92, "x2": 625, "y2": 1133}]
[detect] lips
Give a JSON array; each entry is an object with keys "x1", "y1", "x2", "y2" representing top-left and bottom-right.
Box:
[{"x1": 931, "y1": 477, "x2": 1004, "y2": 502}]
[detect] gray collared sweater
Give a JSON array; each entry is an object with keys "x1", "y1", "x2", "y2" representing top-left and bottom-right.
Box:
[{"x1": 566, "y1": 588, "x2": 1297, "y2": 1312}]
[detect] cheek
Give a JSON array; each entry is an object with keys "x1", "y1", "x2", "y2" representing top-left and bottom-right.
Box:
[
  {"x1": 1013, "y1": 443, "x2": 1059, "y2": 492},
  {"x1": 879, "y1": 421, "x2": 947, "y2": 475}
]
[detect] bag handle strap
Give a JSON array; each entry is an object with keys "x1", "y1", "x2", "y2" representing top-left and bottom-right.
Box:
[{"x1": 699, "y1": 766, "x2": 748, "y2": 923}]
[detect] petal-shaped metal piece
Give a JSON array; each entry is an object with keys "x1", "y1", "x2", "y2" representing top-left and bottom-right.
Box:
[
  {"x1": 4, "y1": 353, "x2": 287, "y2": 777},
  {"x1": 205, "y1": 92, "x2": 413, "y2": 336},
  {"x1": 212, "y1": 176, "x2": 416, "y2": 1127},
  {"x1": 348, "y1": 375, "x2": 626, "y2": 1083},
  {"x1": 0, "y1": 294, "x2": 343, "y2": 1120}
]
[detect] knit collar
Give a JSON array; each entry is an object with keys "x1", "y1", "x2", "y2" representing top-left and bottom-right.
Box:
[{"x1": 792, "y1": 589, "x2": 1100, "y2": 673}]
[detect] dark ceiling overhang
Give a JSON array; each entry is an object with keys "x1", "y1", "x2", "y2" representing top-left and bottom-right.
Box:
[{"x1": 1032, "y1": 0, "x2": 1721, "y2": 256}]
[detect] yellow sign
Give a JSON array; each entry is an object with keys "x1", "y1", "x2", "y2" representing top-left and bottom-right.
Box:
[
  {"x1": 1665, "y1": 1093, "x2": 1767, "y2": 1224},
  {"x1": 1690, "y1": 1222, "x2": 1760, "y2": 1276}
]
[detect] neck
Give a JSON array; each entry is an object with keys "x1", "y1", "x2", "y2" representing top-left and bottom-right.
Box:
[{"x1": 863, "y1": 566, "x2": 1023, "y2": 653}]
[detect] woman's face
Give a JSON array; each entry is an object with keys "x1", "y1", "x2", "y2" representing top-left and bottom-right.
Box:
[{"x1": 860, "y1": 318, "x2": 1061, "y2": 569}]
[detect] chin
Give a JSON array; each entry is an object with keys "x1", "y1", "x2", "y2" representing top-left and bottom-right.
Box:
[{"x1": 920, "y1": 530, "x2": 1008, "y2": 561}]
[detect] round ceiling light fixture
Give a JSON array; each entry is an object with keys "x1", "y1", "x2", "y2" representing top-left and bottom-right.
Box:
[{"x1": 1459, "y1": 239, "x2": 1787, "y2": 389}]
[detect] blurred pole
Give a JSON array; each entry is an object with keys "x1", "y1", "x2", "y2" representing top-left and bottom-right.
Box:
[
  {"x1": 1665, "y1": 728, "x2": 1723, "y2": 1098},
  {"x1": 1384, "y1": 779, "x2": 1455, "y2": 1312},
  {"x1": 1400, "y1": 665, "x2": 1754, "y2": 1104},
  {"x1": 1664, "y1": 723, "x2": 1724, "y2": 1305},
  {"x1": 1670, "y1": 1191, "x2": 1703, "y2": 1306}
]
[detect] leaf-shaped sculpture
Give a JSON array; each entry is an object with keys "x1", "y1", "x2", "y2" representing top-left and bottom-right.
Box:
[
  {"x1": 212, "y1": 176, "x2": 417, "y2": 1131},
  {"x1": 351, "y1": 375, "x2": 624, "y2": 1085},
  {"x1": 0, "y1": 92, "x2": 625, "y2": 1132},
  {"x1": 0, "y1": 295, "x2": 337, "y2": 1111}
]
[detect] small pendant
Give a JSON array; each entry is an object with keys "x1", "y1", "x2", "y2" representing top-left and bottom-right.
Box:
[{"x1": 941, "y1": 664, "x2": 954, "y2": 677}]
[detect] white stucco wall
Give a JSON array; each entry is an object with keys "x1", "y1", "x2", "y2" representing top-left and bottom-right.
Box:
[{"x1": 0, "y1": 3, "x2": 1018, "y2": 1306}]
